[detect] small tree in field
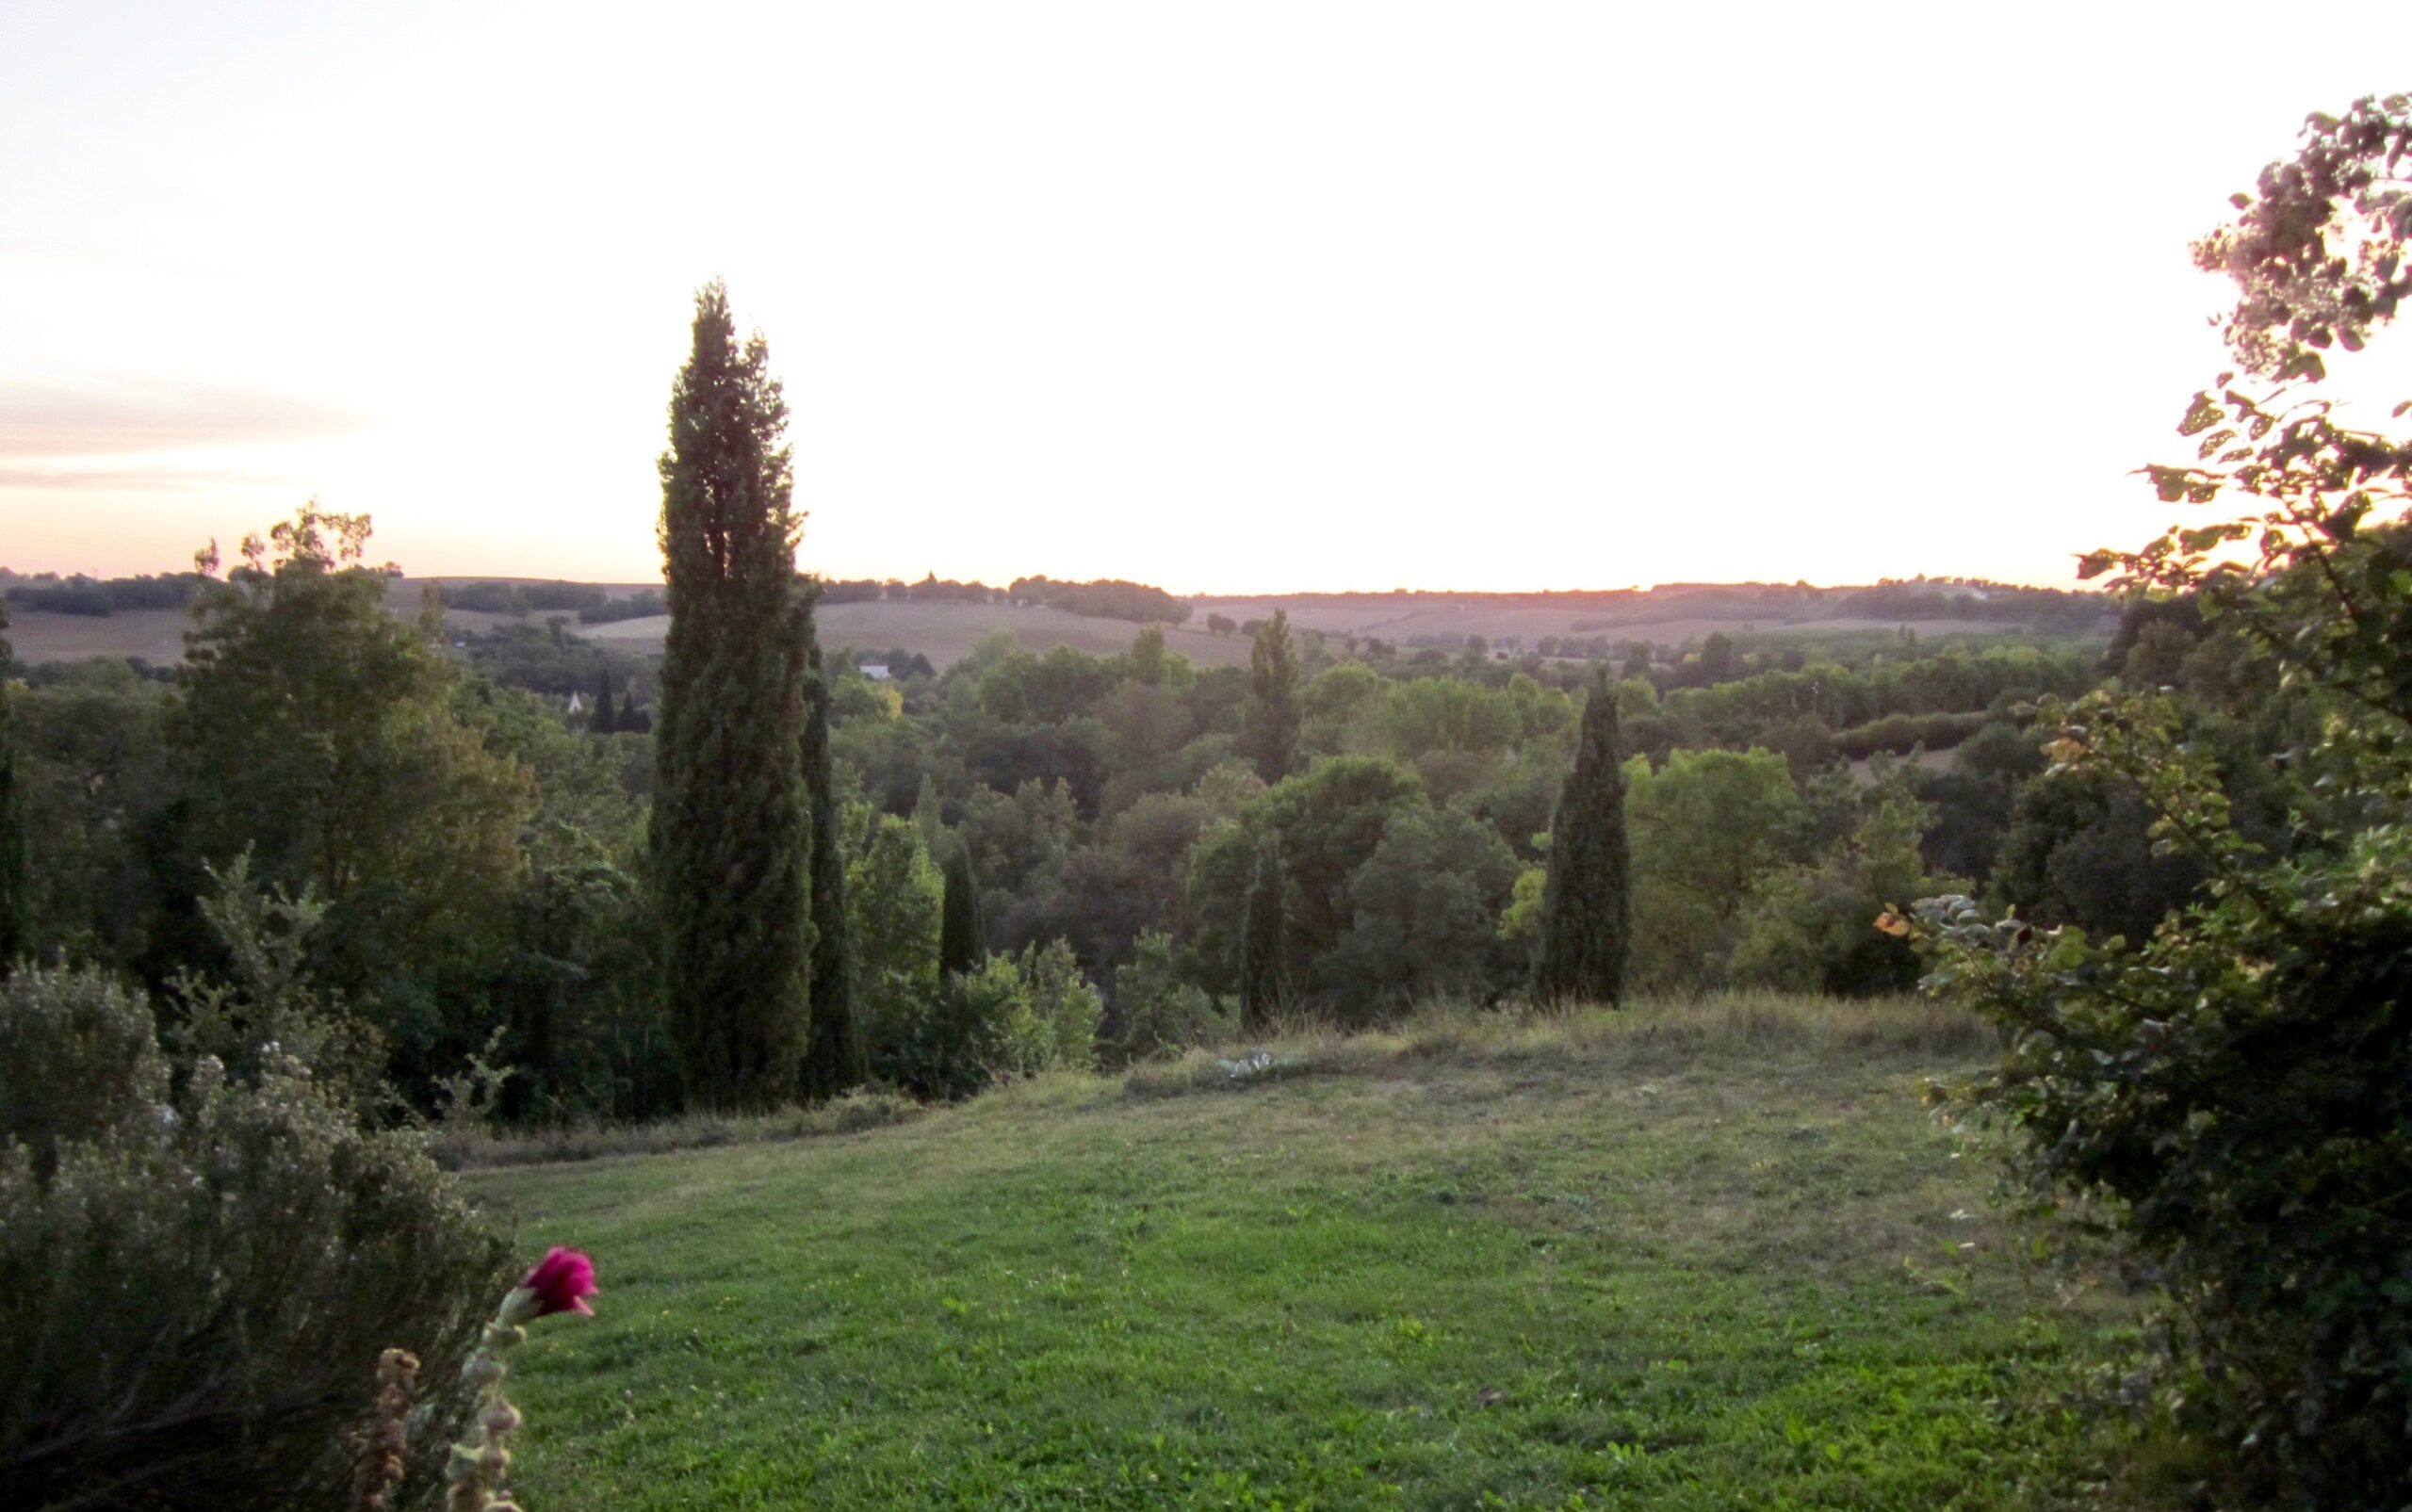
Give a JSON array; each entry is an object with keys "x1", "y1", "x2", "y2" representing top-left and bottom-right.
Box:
[
  {"x1": 1533, "y1": 675, "x2": 1630, "y2": 1007},
  {"x1": 652, "y1": 282, "x2": 816, "y2": 1111}
]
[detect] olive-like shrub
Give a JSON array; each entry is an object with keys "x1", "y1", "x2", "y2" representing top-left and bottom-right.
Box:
[{"x1": 0, "y1": 967, "x2": 510, "y2": 1510}]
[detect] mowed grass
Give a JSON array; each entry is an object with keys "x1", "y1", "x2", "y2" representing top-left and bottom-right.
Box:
[{"x1": 467, "y1": 999, "x2": 2123, "y2": 1510}]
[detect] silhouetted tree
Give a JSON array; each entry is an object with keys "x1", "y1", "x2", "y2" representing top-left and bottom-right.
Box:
[
  {"x1": 652, "y1": 282, "x2": 816, "y2": 1110},
  {"x1": 1535, "y1": 675, "x2": 1631, "y2": 1007},
  {"x1": 591, "y1": 668, "x2": 617, "y2": 734}
]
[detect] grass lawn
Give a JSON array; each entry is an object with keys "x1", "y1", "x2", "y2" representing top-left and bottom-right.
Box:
[{"x1": 466, "y1": 999, "x2": 2124, "y2": 1509}]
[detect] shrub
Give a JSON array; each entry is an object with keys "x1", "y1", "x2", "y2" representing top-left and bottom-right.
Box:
[
  {"x1": 1013, "y1": 938, "x2": 1104, "y2": 1074},
  {"x1": 1110, "y1": 930, "x2": 1230, "y2": 1064},
  {"x1": 0, "y1": 967, "x2": 510, "y2": 1510}
]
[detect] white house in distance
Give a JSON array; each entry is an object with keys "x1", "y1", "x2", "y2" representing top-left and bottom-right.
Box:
[{"x1": 861, "y1": 663, "x2": 891, "y2": 682}]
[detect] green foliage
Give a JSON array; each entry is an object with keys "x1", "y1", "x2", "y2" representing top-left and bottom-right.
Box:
[
  {"x1": 1624, "y1": 747, "x2": 1801, "y2": 991},
  {"x1": 1126, "y1": 624, "x2": 1167, "y2": 687},
  {"x1": 1335, "y1": 805, "x2": 1522, "y2": 1012},
  {"x1": 1110, "y1": 928, "x2": 1230, "y2": 1063},
  {"x1": 176, "y1": 507, "x2": 534, "y2": 1043},
  {"x1": 461, "y1": 682, "x2": 665, "y2": 1119},
  {"x1": 977, "y1": 939, "x2": 1105, "y2": 1080},
  {"x1": 1534, "y1": 678, "x2": 1631, "y2": 1007},
  {"x1": 5, "y1": 662, "x2": 173, "y2": 969},
  {"x1": 163, "y1": 856, "x2": 388, "y2": 1116},
  {"x1": 802, "y1": 633, "x2": 866, "y2": 1101},
  {"x1": 1732, "y1": 794, "x2": 1958, "y2": 997},
  {"x1": 1989, "y1": 761, "x2": 2204, "y2": 938},
  {"x1": 1498, "y1": 862, "x2": 1545, "y2": 945},
  {"x1": 938, "y1": 840, "x2": 986, "y2": 977},
  {"x1": 845, "y1": 812, "x2": 943, "y2": 1086},
  {"x1": 652, "y1": 283, "x2": 817, "y2": 1111},
  {"x1": 0, "y1": 966, "x2": 509, "y2": 1510},
  {"x1": 1919, "y1": 97, "x2": 2412, "y2": 1504},
  {"x1": 1186, "y1": 756, "x2": 1426, "y2": 1012},
  {"x1": 1240, "y1": 608, "x2": 1301, "y2": 783}
]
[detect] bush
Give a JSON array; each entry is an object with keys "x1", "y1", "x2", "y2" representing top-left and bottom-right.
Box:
[
  {"x1": 1917, "y1": 835, "x2": 2412, "y2": 1504},
  {"x1": 986, "y1": 939, "x2": 1104, "y2": 1078},
  {"x1": 0, "y1": 967, "x2": 510, "y2": 1510},
  {"x1": 1110, "y1": 930, "x2": 1230, "y2": 1064}
]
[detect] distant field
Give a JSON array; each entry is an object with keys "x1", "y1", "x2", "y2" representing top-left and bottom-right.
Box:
[
  {"x1": 468, "y1": 997, "x2": 2121, "y2": 1509},
  {"x1": 1191, "y1": 598, "x2": 2059, "y2": 648},
  {"x1": 4, "y1": 608, "x2": 190, "y2": 663},
  {"x1": 7, "y1": 585, "x2": 2103, "y2": 670},
  {"x1": 586, "y1": 600, "x2": 1254, "y2": 670}
]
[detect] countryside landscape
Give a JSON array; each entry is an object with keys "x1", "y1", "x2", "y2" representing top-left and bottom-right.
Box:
[{"x1": 5, "y1": 8, "x2": 2410, "y2": 1511}]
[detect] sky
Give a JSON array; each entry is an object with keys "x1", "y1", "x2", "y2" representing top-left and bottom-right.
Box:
[{"x1": 2, "y1": 2, "x2": 2408, "y2": 594}]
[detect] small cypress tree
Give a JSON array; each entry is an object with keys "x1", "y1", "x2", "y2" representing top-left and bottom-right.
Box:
[
  {"x1": 1239, "y1": 843, "x2": 1288, "y2": 1031},
  {"x1": 938, "y1": 841, "x2": 986, "y2": 979},
  {"x1": 651, "y1": 282, "x2": 816, "y2": 1110},
  {"x1": 0, "y1": 604, "x2": 29, "y2": 968},
  {"x1": 1241, "y1": 609, "x2": 1301, "y2": 783},
  {"x1": 619, "y1": 690, "x2": 645, "y2": 733},
  {"x1": 1534, "y1": 675, "x2": 1632, "y2": 1008},
  {"x1": 800, "y1": 624, "x2": 866, "y2": 1099},
  {"x1": 591, "y1": 668, "x2": 617, "y2": 734}
]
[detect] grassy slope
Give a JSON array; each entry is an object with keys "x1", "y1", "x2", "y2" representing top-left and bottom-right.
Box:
[{"x1": 467, "y1": 1000, "x2": 2116, "y2": 1510}]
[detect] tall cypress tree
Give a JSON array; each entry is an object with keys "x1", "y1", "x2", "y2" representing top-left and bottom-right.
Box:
[
  {"x1": 591, "y1": 667, "x2": 617, "y2": 734},
  {"x1": 1240, "y1": 842, "x2": 1288, "y2": 1031},
  {"x1": 0, "y1": 603, "x2": 30, "y2": 969},
  {"x1": 1534, "y1": 675, "x2": 1632, "y2": 1008},
  {"x1": 800, "y1": 616, "x2": 866, "y2": 1099},
  {"x1": 1241, "y1": 608, "x2": 1301, "y2": 783},
  {"x1": 652, "y1": 282, "x2": 816, "y2": 1110},
  {"x1": 938, "y1": 841, "x2": 985, "y2": 979}
]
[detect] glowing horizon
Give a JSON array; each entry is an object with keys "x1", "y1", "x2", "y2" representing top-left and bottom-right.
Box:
[{"x1": 5, "y1": 3, "x2": 2409, "y2": 596}]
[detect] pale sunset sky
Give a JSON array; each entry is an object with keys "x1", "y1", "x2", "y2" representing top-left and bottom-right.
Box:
[{"x1": 2, "y1": 2, "x2": 2407, "y2": 593}]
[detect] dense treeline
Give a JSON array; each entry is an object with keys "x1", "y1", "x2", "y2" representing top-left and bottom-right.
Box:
[
  {"x1": 0, "y1": 541, "x2": 2123, "y2": 1129},
  {"x1": 3, "y1": 571, "x2": 211, "y2": 615},
  {"x1": 1007, "y1": 576, "x2": 1192, "y2": 624}
]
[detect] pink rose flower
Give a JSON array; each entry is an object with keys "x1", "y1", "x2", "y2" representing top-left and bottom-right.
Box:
[{"x1": 519, "y1": 1247, "x2": 598, "y2": 1318}]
